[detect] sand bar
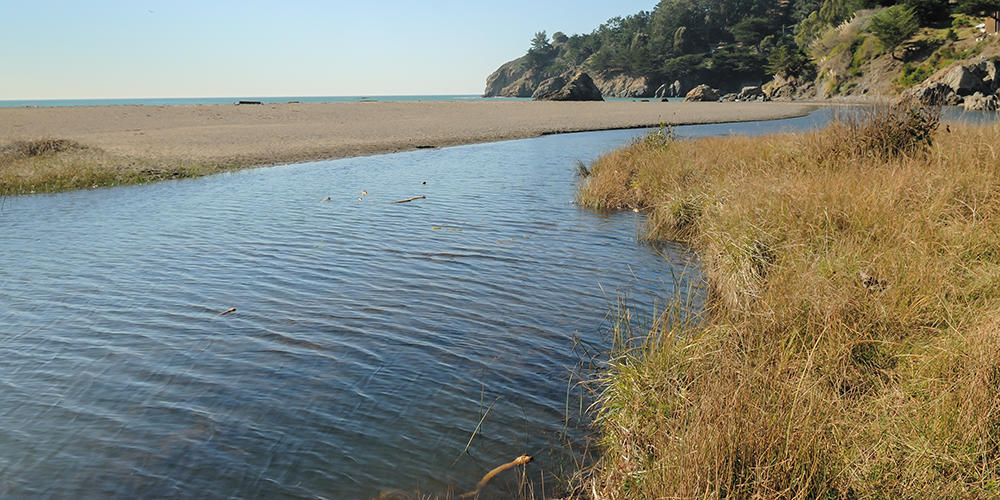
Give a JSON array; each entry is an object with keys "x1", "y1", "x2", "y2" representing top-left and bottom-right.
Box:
[{"x1": 0, "y1": 101, "x2": 817, "y2": 167}]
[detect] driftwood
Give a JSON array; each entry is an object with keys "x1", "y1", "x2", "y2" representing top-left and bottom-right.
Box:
[
  {"x1": 391, "y1": 195, "x2": 426, "y2": 204},
  {"x1": 219, "y1": 307, "x2": 237, "y2": 316},
  {"x1": 459, "y1": 454, "x2": 533, "y2": 499}
]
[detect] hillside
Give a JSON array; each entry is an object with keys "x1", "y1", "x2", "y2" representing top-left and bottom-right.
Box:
[
  {"x1": 485, "y1": 0, "x2": 1000, "y2": 101},
  {"x1": 772, "y1": 11, "x2": 1000, "y2": 102}
]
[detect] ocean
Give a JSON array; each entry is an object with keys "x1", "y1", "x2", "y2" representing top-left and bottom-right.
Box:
[
  {"x1": 0, "y1": 95, "x2": 664, "y2": 108},
  {"x1": 0, "y1": 95, "x2": 529, "y2": 108}
]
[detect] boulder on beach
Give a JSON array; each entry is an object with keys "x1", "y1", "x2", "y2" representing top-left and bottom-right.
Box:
[
  {"x1": 668, "y1": 80, "x2": 683, "y2": 97},
  {"x1": 764, "y1": 73, "x2": 815, "y2": 101},
  {"x1": 657, "y1": 80, "x2": 684, "y2": 99},
  {"x1": 719, "y1": 86, "x2": 769, "y2": 102},
  {"x1": 534, "y1": 72, "x2": 604, "y2": 101},
  {"x1": 531, "y1": 76, "x2": 567, "y2": 99},
  {"x1": 736, "y1": 86, "x2": 768, "y2": 102},
  {"x1": 684, "y1": 84, "x2": 719, "y2": 102}
]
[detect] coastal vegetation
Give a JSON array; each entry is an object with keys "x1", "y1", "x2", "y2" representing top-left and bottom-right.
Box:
[
  {"x1": 578, "y1": 100, "x2": 1000, "y2": 496},
  {"x1": 488, "y1": 0, "x2": 1000, "y2": 98},
  {"x1": 0, "y1": 138, "x2": 236, "y2": 195}
]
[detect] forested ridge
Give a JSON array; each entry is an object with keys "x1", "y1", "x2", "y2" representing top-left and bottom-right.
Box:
[{"x1": 489, "y1": 0, "x2": 1000, "y2": 96}]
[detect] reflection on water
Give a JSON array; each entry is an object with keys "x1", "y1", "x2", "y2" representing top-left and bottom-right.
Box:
[{"x1": 2, "y1": 107, "x2": 988, "y2": 498}]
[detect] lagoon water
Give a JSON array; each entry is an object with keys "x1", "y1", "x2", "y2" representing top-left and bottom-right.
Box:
[{"x1": 2, "y1": 108, "x2": 964, "y2": 498}]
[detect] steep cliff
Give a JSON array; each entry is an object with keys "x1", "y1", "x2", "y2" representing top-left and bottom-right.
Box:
[
  {"x1": 483, "y1": 57, "x2": 550, "y2": 98},
  {"x1": 484, "y1": 58, "x2": 656, "y2": 98}
]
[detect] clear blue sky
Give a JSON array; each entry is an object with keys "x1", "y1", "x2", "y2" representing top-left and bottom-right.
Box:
[{"x1": 1, "y1": 0, "x2": 656, "y2": 99}]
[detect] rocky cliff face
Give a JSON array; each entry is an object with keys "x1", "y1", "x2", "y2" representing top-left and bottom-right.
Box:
[
  {"x1": 484, "y1": 57, "x2": 552, "y2": 98},
  {"x1": 904, "y1": 56, "x2": 1000, "y2": 109},
  {"x1": 484, "y1": 57, "x2": 655, "y2": 98},
  {"x1": 534, "y1": 72, "x2": 605, "y2": 101},
  {"x1": 591, "y1": 70, "x2": 653, "y2": 98}
]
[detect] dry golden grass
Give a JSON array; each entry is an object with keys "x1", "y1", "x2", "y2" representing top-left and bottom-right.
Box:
[
  {"x1": 578, "y1": 103, "x2": 1000, "y2": 498},
  {"x1": 0, "y1": 138, "x2": 236, "y2": 195}
]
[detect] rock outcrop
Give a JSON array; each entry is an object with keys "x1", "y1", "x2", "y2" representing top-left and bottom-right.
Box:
[
  {"x1": 484, "y1": 56, "x2": 656, "y2": 98},
  {"x1": 668, "y1": 80, "x2": 683, "y2": 97},
  {"x1": 484, "y1": 57, "x2": 554, "y2": 98},
  {"x1": 906, "y1": 82, "x2": 964, "y2": 106},
  {"x1": 655, "y1": 80, "x2": 684, "y2": 98},
  {"x1": 720, "y1": 86, "x2": 769, "y2": 102},
  {"x1": 531, "y1": 76, "x2": 567, "y2": 99},
  {"x1": 964, "y1": 92, "x2": 1000, "y2": 111},
  {"x1": 684, "y1": 84, "x2": 719, "y2": 102},
  {"x1": 905, "y1": 57, "x2": 1000, "y2": 107},
  {"x1": 940, "y1": 58, "x2": 998, "y2": 96},
  {"x1": 737, "y1": 86, "x2": 768, "y2": 101},
  {"x1": 534, "y1": 72, "x2": 604, "y2": 101},
  {"x1": 764, "y1": 74, "x2": 815, "y2": 101},
  {"x1": 591, "y1": 70, "x2": 653, "y2": 98},
  {"x1": 484, "y1": 58, "x2": 528, "y2": 97}
]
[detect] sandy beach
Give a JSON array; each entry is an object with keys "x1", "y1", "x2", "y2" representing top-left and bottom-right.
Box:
[{"x1": 0, "y1": 101, "x2": 817, "y2": 167}]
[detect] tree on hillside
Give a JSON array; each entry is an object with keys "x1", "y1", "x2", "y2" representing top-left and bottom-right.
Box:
[
  {"x1": 731, "y1": 17, "x2": 776, "y2": 47},
  {"x1": 768, "y1": 43, "x2": 816, "y2": 78},
  {"x1": 955, "y1": 0, "x2": 1000, "y2": 20},
  {"x1": 869, "y1": 5, "x2": 919, "y2": 60},
  {"x1": 530, "y1": 31, "x2": 551, "y2": 53},
  {"x1": 651, "y1": 0, "x2": 711, "y2": 55},
  {"x1": 906, "y1": 0, "x2": 952, "y2": 26},
  {"x1": 526, "y1": 31, "x2": 555, "y2": 68}
]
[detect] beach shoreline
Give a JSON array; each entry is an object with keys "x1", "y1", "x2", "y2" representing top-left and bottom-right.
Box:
[
  {"x1": 1, "y1": 100, "x2": 818, "y2": 165},
  {"x1": 0, "y1": 101, "x2": 818, "y2": 194}
]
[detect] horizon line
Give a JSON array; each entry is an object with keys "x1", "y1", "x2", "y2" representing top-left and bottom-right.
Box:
[{"x1": 0, "y1": 92, "x2": 488, "y2": 102}]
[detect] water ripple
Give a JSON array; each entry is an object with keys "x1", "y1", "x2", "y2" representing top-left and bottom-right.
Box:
[{"x1": 0, "y1": 122, "x2": 730, "y2": 498}]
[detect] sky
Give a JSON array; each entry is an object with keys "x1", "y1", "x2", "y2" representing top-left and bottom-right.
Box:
[{"x1": 1, "y1": 0, "x2": 657, "y2": 99}]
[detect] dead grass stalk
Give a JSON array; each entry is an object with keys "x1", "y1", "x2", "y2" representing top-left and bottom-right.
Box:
[{"x1": 578, "y1": 102, "x2": 1000, "y2": 497}]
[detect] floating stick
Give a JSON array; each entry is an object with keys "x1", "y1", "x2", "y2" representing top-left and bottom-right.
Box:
[
  {"x1": 391, "y1": 195, "x2": 426, "y2": 204},
  {"x1": 459, "y1": 454, "x2": 533, "y2": 499}
]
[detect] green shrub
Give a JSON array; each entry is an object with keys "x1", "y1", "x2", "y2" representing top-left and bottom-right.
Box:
[
  {"x1": 634, "y1": 123, "x2": 677, "y2": 150},
  {"x1": 832, "y1": 97, "x2": 941, "y2": 159},
  {"x1": 897, "y1": 62, "x2": 935, "y2": 87},
  {"x1": 952, "y1": 13, "x2": 977, "y2": 29},
  {"x1": 869, "y1": 5, "x2": 920, "y2": 60}
]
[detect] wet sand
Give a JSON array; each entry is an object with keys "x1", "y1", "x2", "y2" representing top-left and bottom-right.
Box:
[{"x1": 0, "y1": 101, "x2": 817, "y2": 167}]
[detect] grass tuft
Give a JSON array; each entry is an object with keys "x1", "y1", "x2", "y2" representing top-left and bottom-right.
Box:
[
  {"x1": 578, "y1": 101, "x2": 1000, "y2": 497},
  {"x1": 0, "y1": 138, "x2": 237, "y2": 195},
  {"x1": 825, "y1": 97, "x2": 941, "y2": 160},
  {"x1": 1, "y1": 138, "x2": 85, "y2": 158}
]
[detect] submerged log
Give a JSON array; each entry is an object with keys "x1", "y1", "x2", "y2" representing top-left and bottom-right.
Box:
[{"x1": 391, "y1": 195, "x2": 426, "y2": 204}]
